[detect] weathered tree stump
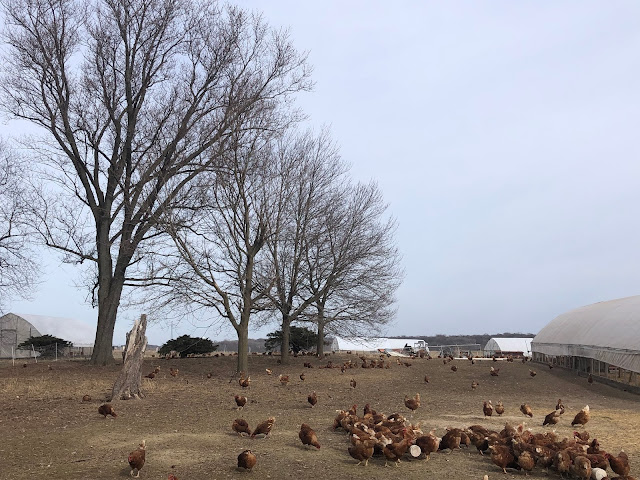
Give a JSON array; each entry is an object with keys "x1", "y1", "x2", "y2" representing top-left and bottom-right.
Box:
[{"x1": 110, "y1": 314, "x2": 148, "y2": 400}]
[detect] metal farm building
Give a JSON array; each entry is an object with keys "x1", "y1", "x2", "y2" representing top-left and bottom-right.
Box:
[{"x1": 531, "y1": 295, "x2": 640, "y2": 390}]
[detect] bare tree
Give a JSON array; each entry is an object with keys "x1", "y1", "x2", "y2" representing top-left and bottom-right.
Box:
[
  {"x1": 0, "y1": 140, "x2": 39, "y2": 312},
  {"x1": 263, "y1": 129, "x2": 346, "y2": 363},
  {"x1": 1, "y1": 0, "x2": 310, "y2": 364},
  {"x1": 144, "y1": 127, "x2": 282, "y2": 374},
  {"x1": 303, "y1": 181, "x2": 403, "y2": 355}
]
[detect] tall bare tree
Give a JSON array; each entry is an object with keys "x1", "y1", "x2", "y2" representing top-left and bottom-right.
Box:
[
  {"x1": 144, "y1": 127, "x2": 282, "y2": 374},
  {"x1": 303, "y1": 181, "x2": 403, "y2": 355},
  {"x1": 263, "y1": 129, "x2": 346, "y2": 363},
  {"x1": 1, "y1": 0, "x2": 310, "y2": 364},
  {"x1": 0, "y1": 141, "x2": 39, "y2": 312}
]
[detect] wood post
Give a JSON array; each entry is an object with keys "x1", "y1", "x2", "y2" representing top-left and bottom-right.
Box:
[{"x1": 110, "y1": 314, "x2": 148, "y2": 401}]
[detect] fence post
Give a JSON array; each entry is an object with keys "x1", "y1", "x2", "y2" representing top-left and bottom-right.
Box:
[
  {"x1": 55, "y1": 343, "x2": 58, "y2": 362},
  {"x1": 12, "y1": 346, "x2": 15, "y2": 366},
  {"x1": 32, "y1": 344, "x2": 37, "y2": 363}
]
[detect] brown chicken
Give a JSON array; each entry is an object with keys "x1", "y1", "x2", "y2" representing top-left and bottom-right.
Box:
[
  {"x1": 587, "y1": 438, "x2": 601, "y2": 455},
  {"x1": 299, "y1": 423, "x2": 320, "y2": 449},
  {"x1": 239, "y1": 375, "x2": 250, "y2": 388},
  {"x1": 483, "y1": 400, "x2": 493, "y2": 417},
  {"x1": 265, "y1": 368, "x2": 272, "y2": 375},
  {"x1": 556, "y1": 398, "x2": 564, "y2": 410},
  {"x1": 98, "y1": 403, "x2": 117, "y2": 418},
  {"x1": 424, "y1": 375, "x2": 430, "y2": 383},
  {"x1": 451, "y1": 365, "x2": 458, "y2": 372},
  {"x1": 543, "y1": 408, "x2": 564, "y2": 426},
  {"x1": 471, "y1": 380, "x2": 480, "y2": 390},
  {"x1": 168, "y1": 475, "x2": 178, "y2": 480},
  {"x1": 350, "y1": 378, "x2": 357, "y2": 388},
  {"x1": 348, "y1": 436, "x2": 376, "y2": 466},
  {"x1": 237, "y1": 450, "x2": 257, "y2": 470},
  {"x1": 520, "y1": 403, "x2": 533, "y2": 418},
  {"x1": 404, "y1": 393, "x2": 420, "y2": 412},
  {"x1": 439, "y1": 429, "x2": 462, "y2": 451},
  {"x1": 489, "y1": 444, "x2": 514, "y2": 474},
  {"x1": 553, "y1": 449, "x2": 572, "y2": 477},
  {"x1": 128, "y1": 440, "x2": 146, "y2": 478},
  {"x1": 606, "y1": 451, "x2": 630, "y2": 476},
  {"x1": 490, "y1": 367, "x2": 500, "y2": 376},
  {"x1": 232, "y1": 418, "x2": 251, "y2": 436},
  {"x1": 169, "y1": 367, "x2": 178, "y2": 377},
  {"x1": 469, "y1": 431, "x2": 490, "y2": 455},
  {"x1": 571, "y1": 405, "x2": 590, "y2": 426},
  {"x1": 145, "y1": 372, "x2": 156, "y2": 379},
  {"x1": 206, "y1": 373, "x2": 212, "y2": 379},
  {"x1": 278, "y1": 374, "x2": 290, "y2": 386},
  {"x1": 383, "y1": 429, "x2": 411, "y2": 466},
  {"x1": 495, "y1": 400, "x2": 505, "y2": 416},
  {"x1": 300, "y1": 373, "x2": 306, "y2": 381},
  {"x1": 82, "y1": 394, "x2": 91, "y2": 402},
  {"x1": 585, "y1": 453, "x2": 609, "y2": 470},
  {"x1": 529, "y1": 369, "x2": 537, "y2": 377},
  {"x1": 307, "y1": 391, "x2": 317, "y2": 408},
  {"x1": 573, "y1": 430, "x2": 590, "y2": 443},
  {"x1": 517, "y1": 450, "x2": 535, "y2": 474},
  {"x1": 588, "y1": 373, "x2": 593, "y2": 384},
  {"x1": 153, "y1": 366, "x2": 160, "y2": 374},
  {"x1": 252, "y1": 417, "x2": 275, "y2": 438},
  {"x1": 234, "y1": 394, "x2": 247, "y2": 409},
  {"x1": 571, "y1": 455, "x2": 592, "y2": 479},
  {"x1": 415, "y1": 432, "x2": 439, "y2": 460}
]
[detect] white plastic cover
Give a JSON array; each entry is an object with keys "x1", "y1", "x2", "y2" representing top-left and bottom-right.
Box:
[
  {"x1": 532, "y1": 295, "x2": 640, "y2": 373},
  {"x1": 484, "y1": 337, "x2": 533, "y2": 356}
]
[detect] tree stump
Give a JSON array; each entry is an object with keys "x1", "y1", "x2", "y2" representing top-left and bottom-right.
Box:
[{"x1": 110, "y1": 314, "x2": 148, "y2": 400}]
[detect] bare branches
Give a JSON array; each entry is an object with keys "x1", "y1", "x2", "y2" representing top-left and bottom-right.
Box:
[
  {"x1": 0, "y1": 140, "x2": 40, "y2": 312},
  {"x1": 0, "y1": 0, "x2": 311, "y2": 364},
  {"x1": 302, "y1": 180, "x2": 404, "y2": 353}
]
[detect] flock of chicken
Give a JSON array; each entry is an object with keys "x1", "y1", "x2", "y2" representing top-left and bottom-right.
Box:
[
  {"x1": 331, "y1": 397, "x2": 634, "y2": 478},
  {"x1": 90, "y1": 354, "x2": 635, "y2": 479}
]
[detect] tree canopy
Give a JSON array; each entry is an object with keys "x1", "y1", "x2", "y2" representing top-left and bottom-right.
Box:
[
  {"x1": 17, "y1": 334, "x2": 73, "y2": 357},
  {"x1": 158, "y1": 335, "x2": 218, "y2": 358},
  {"x1": 264, "y1": 325, "x2": 318, "y2": 353}
]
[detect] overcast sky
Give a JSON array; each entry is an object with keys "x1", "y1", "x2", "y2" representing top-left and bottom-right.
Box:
[{"x1": 6, "y1": 1, "x2": 640, "y2": 345}]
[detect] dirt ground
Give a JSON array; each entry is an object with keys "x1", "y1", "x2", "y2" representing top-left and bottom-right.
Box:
[{"x1": 1, "y1": 353, "x2": 639, "y2": 480}]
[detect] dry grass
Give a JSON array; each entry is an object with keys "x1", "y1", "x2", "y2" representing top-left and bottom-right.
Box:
[{"x1": 1, "y1": 355, "x2": 639, "y2": 479}]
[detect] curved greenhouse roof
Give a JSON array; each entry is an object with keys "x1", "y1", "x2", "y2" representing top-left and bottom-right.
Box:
[
  {"x1": 532, "y1": 295, "x2": 640, "y2": 373},
  {"x1": 484, "y1": 338, "x2": 532, "y2": 356}
]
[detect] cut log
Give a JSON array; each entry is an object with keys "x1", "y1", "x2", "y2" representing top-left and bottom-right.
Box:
[{"x1": 110, "y1": 314, "x2": 148, "y2": 400}]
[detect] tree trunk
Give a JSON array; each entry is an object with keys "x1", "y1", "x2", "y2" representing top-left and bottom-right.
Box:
[
  {"x1": 280, "y1": 317, "x2": 291, "y2": 364},
  {"x1": 110, "y1": 314, "x2": 147, "y2": 400},
  {"x1": 90, "y1": 221, "x2": 127, "y2": 366},
  {"x1": 90, "y1": 275, "x2": 125, "y2": 365},
  {"x1": 316, "y1": 318, "x2": 325, "y2": 357},
  {"x1": 236, "y1": 323, "x2": 249, "y2": 374}
]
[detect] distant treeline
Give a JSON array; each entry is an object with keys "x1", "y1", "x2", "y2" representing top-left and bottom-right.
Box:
[
  {"x1": 216, "y1": 338, "x2": 267, "y2": 353},
  {"x1": 393, "y1": 333, "x2": 536, "y2": 350}
]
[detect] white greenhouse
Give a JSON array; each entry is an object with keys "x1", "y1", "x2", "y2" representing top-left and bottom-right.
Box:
[
  {"x1": 330, "y1": 336, "x2": 427, "y2": 354},
  {"x1": 531, "y1": 295, "x2": 640, "y2": 389},
  {"x1": 0, "y1": 313, "x2": 42, "y2": 358},
  {"x1": 0, "y1": 313, "x2": 96, "y2": 358},
  {"x1": 483, "y1": 337, "x2": 533, "y2": 358}
]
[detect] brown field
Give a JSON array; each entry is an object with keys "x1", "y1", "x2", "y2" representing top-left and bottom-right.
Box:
[{"x1": 1, "y1": 354, "x2": 639, "y2": 480}]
